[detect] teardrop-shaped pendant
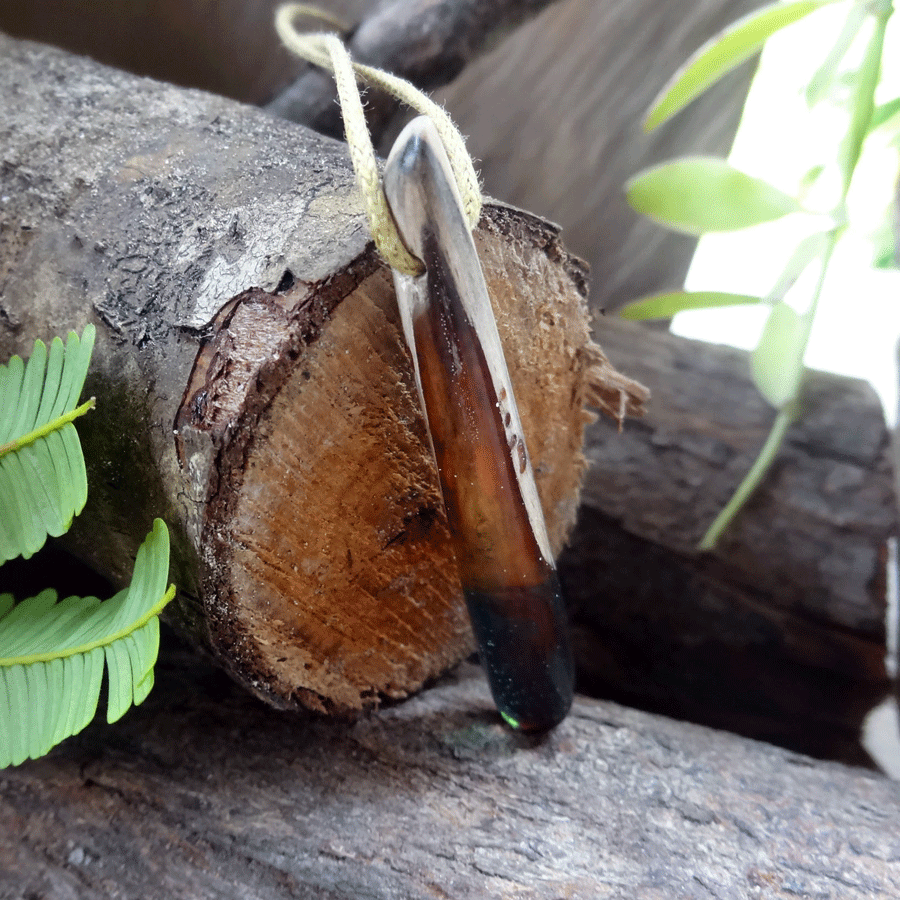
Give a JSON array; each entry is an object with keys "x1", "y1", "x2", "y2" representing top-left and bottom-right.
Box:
[{"x1": 383, "y1": 117, "x2": 574, "y2": 732}]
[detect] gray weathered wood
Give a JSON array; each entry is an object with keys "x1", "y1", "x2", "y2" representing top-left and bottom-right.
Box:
[
  {"x1": 439, "y1": 0, "x2": 765, "y2": 312},
  {"x1": 267, "y1": 0, "x2": 566, "y2": 138},
  {"x1": 0, "y1": 34, "x2": 624, "y2": 715},
  {"x1": 560, "y1": 317, "x2": 895, "y2": 762},
  {"x1": 1, "y1": 650, "x2": 899, "y2": 899}
]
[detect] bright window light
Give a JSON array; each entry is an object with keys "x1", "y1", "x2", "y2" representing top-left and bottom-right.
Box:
[{"x1": 676, "y1": 2, "x2": 900, "y2": 423}]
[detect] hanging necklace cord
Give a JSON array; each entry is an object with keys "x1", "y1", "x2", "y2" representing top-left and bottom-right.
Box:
[{"x1": 274, "y1": 3, "x2": 483, "y2": 277}]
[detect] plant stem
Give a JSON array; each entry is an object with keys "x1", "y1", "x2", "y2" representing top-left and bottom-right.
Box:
[
  {"x1": 0, "y1": 583, "x2": 176, "y2": 667},
  {"x1": 0, "y1": 397, "x2": 95, "y2": 458},
  {"x1": 698, "y1": 406, "x2": 795, "y2": 550},
  {"x1": 699, "y1": 0, "x2": 892, "y2": 550},
  {"x1": 699, "y1": 224, "x2": 839, "y2": 549}
]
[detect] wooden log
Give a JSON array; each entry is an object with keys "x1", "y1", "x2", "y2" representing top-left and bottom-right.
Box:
[
  {"x1": 2, "y1": 648, "x2": 900, "y2": 899},
  {"x1": 0, "y1": 36, "x2": 644, "y2": 713},
  {"x1": 561, "y1": 317, "x2": 896, "y2": 763},
  {"x1": 266, "y1": 0, "x2": 564, "y2": 138},
  {"x1": 1, "y1": 0, "x2": 764, "y2": 315}
]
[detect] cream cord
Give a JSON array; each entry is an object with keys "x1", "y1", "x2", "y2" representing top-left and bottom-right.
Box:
[{"x1": 274, "y1": 3, "x2": 483, "y2": 276}]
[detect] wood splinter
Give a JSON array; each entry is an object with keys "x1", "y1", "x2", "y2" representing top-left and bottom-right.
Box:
[{"x1": 383, "y1": 117, "x2": 574, "y2": 731}]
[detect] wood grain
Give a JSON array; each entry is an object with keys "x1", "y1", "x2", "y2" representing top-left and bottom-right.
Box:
[
  {"x1": 1, "y1": 647, "x2": 899, "y2": 899},
  {"x1": 0, "y1": 35, "x2": 634, "y2": 714}
]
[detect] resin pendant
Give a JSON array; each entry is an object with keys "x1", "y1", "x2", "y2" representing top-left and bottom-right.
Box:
[{"x1": 383, "y1": 117, "x2": 574, "y2": 732}]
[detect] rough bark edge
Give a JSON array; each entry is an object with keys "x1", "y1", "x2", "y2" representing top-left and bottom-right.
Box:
[{"x1": 477, "y1": 203, "x2": 649, "y2": 423}]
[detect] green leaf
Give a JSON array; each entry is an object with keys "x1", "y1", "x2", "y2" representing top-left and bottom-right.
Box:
[
  {"x1": 764, "y1": 231, "x2": 830, "y2": 305},
  {"x1": 751, "y1": 302, "x2": 807, "y2": 408},
  {"x1": 797, "y1": 165, "x2": 827, "y2": 203},
  {"x1": 805, "y1": 2, "x2": 868, "y2": 106},
  {"x1": 620, "y1": 291, "x2": 763, "y2": 320},
  {"x1": 618, "y1": 232, "x2": 827, "y2": 325},
  {"x1": 872, "y1": 220, "x2": 898, "y2": 269},
  {"x1": 0, "y1": 519, "x2": 175, "y2": 767},
  {"x1": 869, "y1": 97, "x2": 900, "y2": 133},
  {"x1": 625, "y1": 157, "x2": 801, "y2": 235},
  {"x1": 0, "y1": 326, "x2": 96, "y2": 564},
  {"x1": 839, "y1": 12, "x2": 888, "y2": 195},
  {"x1": 644, "y1": 0, "x2": 843, "y2": 132}
]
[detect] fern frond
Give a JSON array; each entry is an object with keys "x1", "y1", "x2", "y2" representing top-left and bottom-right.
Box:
[
  {"x1": 0, "y1": 325, "x2": 96, "y2": 564},
  {"x1": 0, "y1": 519, "x2": 174, "y2": 768}
]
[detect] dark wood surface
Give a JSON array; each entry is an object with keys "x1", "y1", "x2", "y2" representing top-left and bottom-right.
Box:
[
  {"x1": 561, "y1": 318, "x2": 895, "y2": 762},
  {"x1": 2, "y1": 645, "x2": 899, "y2": 900}
]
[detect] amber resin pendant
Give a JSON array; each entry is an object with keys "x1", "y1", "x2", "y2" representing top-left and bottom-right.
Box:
[{"x1": 383, "y1": 117, "x2": 574, "y2": 732}]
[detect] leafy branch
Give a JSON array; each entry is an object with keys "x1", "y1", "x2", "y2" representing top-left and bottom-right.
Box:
[
  {"x1": 0, "y1": 327, "x2": 174, "y2": 766},
  {"x1": 621, "y1": 0, "x2": 896, "y2": 549}
]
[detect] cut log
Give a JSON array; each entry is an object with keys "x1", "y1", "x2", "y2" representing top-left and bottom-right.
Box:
[
  {"x1": 2, "y1": 648, "x2": 900, "y2": 900},
  {"x1": 0, "y1": 0, "x2": 765, "y2": 315},
  {"x1": 562, "y1": 317, "x2": 896, "y2": 762},
  {"x1": 0, "y1": 36, "x2": 644, "y2": 713}
]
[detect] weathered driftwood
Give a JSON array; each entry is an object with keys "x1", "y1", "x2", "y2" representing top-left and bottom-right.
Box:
[
  {"x1": 266, "y1": 0, "x2": 565, "y2": 137},
  {"x1": 2, "y1": 650, "x2": 899, "y2": 900},
  {"x1": 1, "y1": 0, "x2": 763, "y2": 315},
  {"x1": 561, "y1": 318, "x2": 896, "y2": 763},
  {"x1": 0, "y1": 36, "x2": 644, "y2": 713}
]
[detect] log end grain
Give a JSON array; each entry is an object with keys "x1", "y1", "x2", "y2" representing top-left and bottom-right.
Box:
[
  {"x1": 176, "y1": 209, "x2": 645, "y2": 714},
  {"x1": 0, "y1": 35, "x2": 646, "y2": 716}
]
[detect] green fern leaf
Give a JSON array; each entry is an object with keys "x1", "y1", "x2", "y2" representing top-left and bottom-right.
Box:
[
  {"x1": 0, "y1": 325, "x2": 96, "y2": 564},
  {"x1": 0, "y1": 519, "x2": 175, "y2": 767}
]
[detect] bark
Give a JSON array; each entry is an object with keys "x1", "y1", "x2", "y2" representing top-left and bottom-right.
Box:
[
  {"x1": 0, "y1": 36, "x2": 643, "y2": 713},
  {"x1": 561, "y1": 318, "x2": 896, "y2": 763},
  {"x1": 1, "y1": 0, "x2": 766, "y2": 315},
  {"x1": 265, "y1": 0, "x2": 565, "y2": 138},
  {"x1": 2, "y1": 650, "x2": 900, "y2": 900}
]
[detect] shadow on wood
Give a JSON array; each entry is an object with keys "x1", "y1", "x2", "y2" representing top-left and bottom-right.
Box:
[{"x1": 561, "y1": 318, "x2": 896, "y2": 764}]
